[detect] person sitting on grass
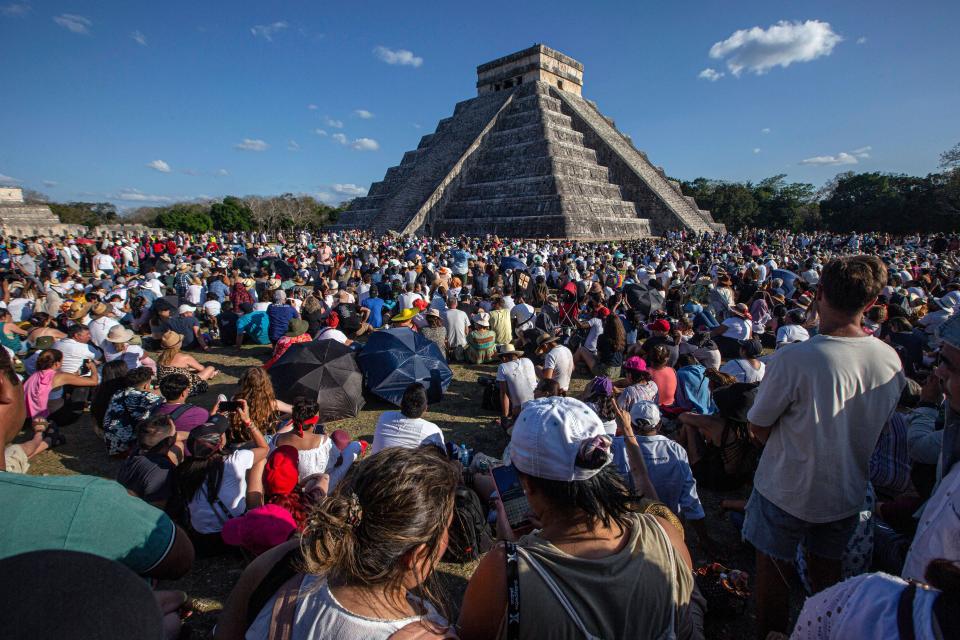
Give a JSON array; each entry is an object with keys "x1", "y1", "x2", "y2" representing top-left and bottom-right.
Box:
[
  {"x1": 466, "y1": 313, "x2": 496, "y2": 364},
  {"x1": 24, "y1": 347, "x2": 99, "y2": 440},
  {"x1": 102, "y1": 366, "x2": 164, "y2": 458},
  {"x1": 627, "y1": 401, "x2": 716, "y2": 553},
  {"x1": 215, "y1": 446, "x2": 460, "y2": 639},
  {"x1": 156, "y1": 330, "x2": 219, "y2": 397},
  {"x1": 263, "y1": 318, "x2": 312, "y2": 369},
  {"x1": 153, "y1": 373, "x2": 210, "y2": 437},
  {"x1": 616, "y1": 355, "x2": 659, "y2": 411},
  {"x1": 371, "y1": 383, "x2": 444, "y2": 454},
  {"x1": 496, "y1": 343, "x2": 537, "y2": 431},
  {"x1": 117, "y1": 414, "x2": 181, "y2": 509}
]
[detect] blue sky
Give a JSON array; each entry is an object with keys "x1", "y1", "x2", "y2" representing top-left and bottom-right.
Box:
[{"x1": 1, "y1": 0, "x2": 957, "y2": 210}]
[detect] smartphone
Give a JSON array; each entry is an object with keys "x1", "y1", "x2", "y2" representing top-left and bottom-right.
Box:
[
  {"x1": 492, "y1": 465, "x2": 532, "y2": 530},
  {"x1": 217, "y1": 401, "x2": 239, "y2": 412}
]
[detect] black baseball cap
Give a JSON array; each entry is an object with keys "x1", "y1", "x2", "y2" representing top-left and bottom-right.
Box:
[{"x1": 186, "y1": 414, "x2": 231, "y2": 458}]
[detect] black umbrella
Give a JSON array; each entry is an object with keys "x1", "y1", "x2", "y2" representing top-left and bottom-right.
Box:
[
  {"x1": 623, "y1": 283, "x2": 664, "y2": 318},
  {"x1": 268, "y1": 340, "x2": 365, "y2": 421}
]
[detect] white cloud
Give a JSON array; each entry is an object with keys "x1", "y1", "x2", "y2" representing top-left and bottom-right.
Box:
[
  {"x1": 131, "y1": 30, "x2": 147, "y2": 46},
  {"x1": 753, "y1": 148, "x2": 761, "y2": 154},
  {"x1": 313, "y1": 128, "x2": 328, "y2": 137},
  {"x1": 53, "y1": 13, "x2": 91, "y2": 34},
  {"x1": 354, "y1": 109, "x2": 374, "y2": 119},
  {"x1": 351, "y1": 138, "x2": 379, "y2": 151},
  {"x1": 234, "y1": 138, "x2": 268, "y2": 152},
  {"x1": 42, "y1": 180, "x2": 57, "y2": 187},
  {"x1": 1, "y1": 3, "x2": 30, "y2": 16},
  {"x1": 113, "y1": 188, "x2": 174, "y2": 203},
  {"x1": 287, "y1": 139, "x2": 300, "y2": 151},
  {"x1": 332, "y1": 183, "x2": 368, "y2": 197},
  {"x1": 851, "y1": 145, "x2": 872, "y2": 158},
  {"x1": 307, "y1": 104, "x2": 318, "y2": 110},
  {"x1": 331, "y1": 133, "x2": 348, "y2": 145},
  {"x1": 146, "y1": 159, "x2": 171, "y2": 173},
  {"x1": 698, "y1": 68, "x2": 724, "y2": 82},
  {"x1": 0, "y1": 172, "x2": 20, "y2": 185},
  {"x1": 324, "y1": 116, "x2": 344, "y2": 129},
  {"x1": 709, "y1": 20, "x2": 842, "y2": 76},
  {"x1": 215, "y1": 169, "x2": 229, "y2": 177},
  {"x1": 314, "y1": 191, "x2": 336, "y2": 204},
  {"x1": 800, "y1": 151, "x2": 860, "y2": 166},
  {"x1": 373, "y1": 45, "x2": 423, "y2": 67},
  {"x1": 250, "y1": 21, "x2": 288, "y2": 41},
  {"x1": 761, "y1": 127, "x2": 771, "y2": 134},
  {"x1": 856, "y1": 36, "x2": 867, "y2": 45}
]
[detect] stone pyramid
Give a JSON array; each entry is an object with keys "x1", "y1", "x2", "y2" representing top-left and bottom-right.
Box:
[{"x1": 337, "y1": 45, "x2": 722, "y2": 239}]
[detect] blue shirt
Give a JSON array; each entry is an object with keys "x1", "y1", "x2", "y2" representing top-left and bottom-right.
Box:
[
  {"x1": 451, "y1": 249, "x2": 472, "y2": 274},
  {"x1": 266, "y1": 304, "x2": 298, "y2": 342},
  {"x1": 362, "y1": 297, "x2": 386, "y2": 328},
  {"x1": 236, "y1": 311, "x2": 271, "y2": 344},
  {"x1": 209, "y1": 280, "x2": 229, "y2": 302}
]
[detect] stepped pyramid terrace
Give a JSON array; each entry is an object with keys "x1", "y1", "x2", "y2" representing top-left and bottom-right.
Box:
[{"x1": 336, "y1": 44, "x2": 723, "y2": 239}]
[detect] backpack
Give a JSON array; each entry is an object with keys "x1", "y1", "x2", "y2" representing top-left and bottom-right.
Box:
[{"x1": 443, "y1": 485, "x2": 494, "y2": 563}]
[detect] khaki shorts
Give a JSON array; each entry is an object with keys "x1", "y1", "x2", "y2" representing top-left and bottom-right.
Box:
[{"x1": 4, "y1": 444, "x2": 29, "y2": 474}]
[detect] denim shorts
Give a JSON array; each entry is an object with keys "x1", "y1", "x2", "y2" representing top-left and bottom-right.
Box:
[{"x1": 742, "y1": 490, "x2": 858, "y2": 561}]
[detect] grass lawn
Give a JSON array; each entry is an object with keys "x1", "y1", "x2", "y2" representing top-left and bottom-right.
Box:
[{"x1": 24, "y1": 342, "x2": 761, "y2": 638}]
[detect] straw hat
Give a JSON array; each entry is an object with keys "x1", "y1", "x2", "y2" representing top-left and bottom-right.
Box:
[
  {"x1": 496, "y1": 344, "x2": 520, "y2": 358},
  {"x1": 106, "y1": 325, "x2": 135, "y2": 343},
  {"x1": 160, "y1": 330, "x2": 183, "y2": 349},
  {"x1": 68, "y1": 301, "x2": 91, "y2": 321},
  {"x1": 90, "y1": 302, "x2": 112, "y2": 318}
]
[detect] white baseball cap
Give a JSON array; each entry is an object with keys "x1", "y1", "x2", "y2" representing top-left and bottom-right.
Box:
[
  {"x1": 177, "y1": 304, "x2": 196, "y2": 314},
  {"x1": 507, "y1": 397, "x2": 612, "y2": 482},
  {"x1": 629, "y1": 401, "x2": 661, "y2": 428}
]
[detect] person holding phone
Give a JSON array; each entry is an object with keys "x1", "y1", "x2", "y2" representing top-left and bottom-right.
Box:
[{"x1": 459, "y1": 396, "x2": 695, "y2": 640}]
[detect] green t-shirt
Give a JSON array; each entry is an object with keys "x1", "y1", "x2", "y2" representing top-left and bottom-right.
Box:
[{"x1": 0, "y1": 473, "x2": 176, "y2": 575}]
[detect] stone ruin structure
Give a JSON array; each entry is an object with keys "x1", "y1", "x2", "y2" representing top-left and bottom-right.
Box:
[
  {"x1": 336, "y1": 44, "x2": 722, "y2": 239},
  {"x1": 0, "y1": 187, "x2": 161, "y2": 239}
]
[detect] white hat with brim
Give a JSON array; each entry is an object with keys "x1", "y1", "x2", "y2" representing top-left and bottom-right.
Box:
[
  {"x1": 507, "y1": 397, "x2": 611, "y2": 482},
  {"x1": 106, "y1": 325, "x2": 135, "y2": 343}
]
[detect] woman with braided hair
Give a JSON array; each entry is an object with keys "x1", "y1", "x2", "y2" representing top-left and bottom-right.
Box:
[
  {"x1": 272, "y1": 397, "x2": 361, "y2": 493},
  {"x1": 215, "y1": 446, "x2": 460, "y2": 639}
]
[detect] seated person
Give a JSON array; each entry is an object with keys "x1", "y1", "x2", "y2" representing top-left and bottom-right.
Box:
[
  {"x1": 371, "y1": 383, "x2": 444, "y2": 453},
  {"x1": 466, "y1": 315, "x2": 496, "y2": 364},
  {"x1": 496, "y1": 344, "x2": 536, "y2": 426},
  {"x1": 153, "y1": 373, "x2": 210, "y2": 437},
  {"x1": 236, "y1": 302, "x2": 271, "y2": 346},
  {"x1": 0, "y1": 346, "x2": 194, "y2": 579},
  {"x1": 628, "y1": 401, "x2": 713, "y2": 550},
  {"x1": 163, "y1": 304, "x2": 209, "y2": 352},
  {"x1": 117, "y1": 414, "x2": 180, "y2": 508},
  {"x1": 217, "y1": 300, "x2": 240, "y2": 346}
]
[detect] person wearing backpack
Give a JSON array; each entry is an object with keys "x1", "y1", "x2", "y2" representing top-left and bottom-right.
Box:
[
  {"x1": 153, "y1": 373, "x2": 209, "y2": 439},
  {"x1": 214, "y1": 446, "x2": 460, "y2": 640}
]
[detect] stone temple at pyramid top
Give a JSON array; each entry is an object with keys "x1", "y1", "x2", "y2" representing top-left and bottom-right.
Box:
[{"x1": 476, "y1": 44, "x2": 584, "y2": 96}]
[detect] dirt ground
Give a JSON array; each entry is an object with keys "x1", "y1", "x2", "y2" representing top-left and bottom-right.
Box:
[{"x1": 24, "y1": 343, "x2": 766, "y2": 638}]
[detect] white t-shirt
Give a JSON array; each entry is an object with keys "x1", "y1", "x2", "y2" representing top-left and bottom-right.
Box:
[
  {"x1": 583, "y1": 318, "x2": 603, "y2": 353},
  {"x1": 94, "y1": 254, "x2": 116, "y2": 271},
  {"x1": 203, "y1": 300, "x2": 222, "y2": 318},
  {"x1": 445, "y1": 308, "x2": 470, "y2": 348},
  {"x1": 188, "y1": 449, "x2": 255, "y2": 534},
  {"x1": 721, "y1": 316, "x2": 751, "y2": 341},
  {"x1": 370, "y1": 411, "x2": 445, "y2": 454},
  {"x1": 747, "y1": 335, "x2": 905, "y2": 522},
  {"x1": 51, "y1": 338, "x2": 98, "y2": 374},
  {"x1": 6, "y1": 297, "x2": 33, "y2": 322},
  {"x1": 719, "y1": 358, "x2": 766, "y2": 383},
  {"x1": 543, "y1": 344, "x2": 574, "y2": 392},
  {"x1": 776, "y1": 324, "x2": 810, "y2": 345},
  {"x1": 187, "y1": 284, "x2": 204, "y2": 305},
  {"x1": 399, "y1": 292, "x2": 422, "y2": 311},
  {"x1": 88, "y1": 316, "x2": 120, "y2": 351},
  {"x1": 496, "y1": 358, "x2": 537, "y2": 410}
]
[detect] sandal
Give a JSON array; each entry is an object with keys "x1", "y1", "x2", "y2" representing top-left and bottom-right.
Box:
[{"x1": 43, "y1": 425, "x2": 67, "y2": 449}]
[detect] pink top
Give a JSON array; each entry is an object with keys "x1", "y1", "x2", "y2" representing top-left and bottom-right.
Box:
[{"x1": 24, "y1": 369, "x2": 57, "y2": 418}]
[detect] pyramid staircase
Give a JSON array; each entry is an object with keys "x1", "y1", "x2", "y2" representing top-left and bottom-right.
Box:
[{"x1": 337, "y1": 81, "x2": 721, "y2": 238}]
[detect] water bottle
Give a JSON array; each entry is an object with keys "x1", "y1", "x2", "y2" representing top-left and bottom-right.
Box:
[{"x1": 458, "y1": 443, "x2": 469, "y2": 467}]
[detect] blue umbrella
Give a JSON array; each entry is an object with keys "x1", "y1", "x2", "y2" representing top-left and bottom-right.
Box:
[
  {"x1": 403, "y1": 248, "x2": 424, "y2": 262},
  {"x1": 771, "y1": 269, "x2": 800, "y2": 297},
  {"x1": 357, "y1": 329, "x2": 453, "y2": 406},
  {"x1": 499, "y1": 256, "x2": 527, "y2": 272}
]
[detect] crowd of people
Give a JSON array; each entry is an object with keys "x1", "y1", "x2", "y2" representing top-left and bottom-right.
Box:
[{"x1": 0, "y1": 227, "x2": 958, "y2": 639}]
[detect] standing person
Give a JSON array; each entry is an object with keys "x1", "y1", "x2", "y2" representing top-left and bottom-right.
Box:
[
  {"x1": 537, "y1": 333, "x2": 573, "y2": 395},
  {"x1": 444, "y1": 297, "x2": 471, "y2": 362},
  {"x1": 744, "y1": 255, "x2": 906, "y2": 638},
  {"x1": 495, "y1": 344, "x2": 537, "y2": 428}
]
